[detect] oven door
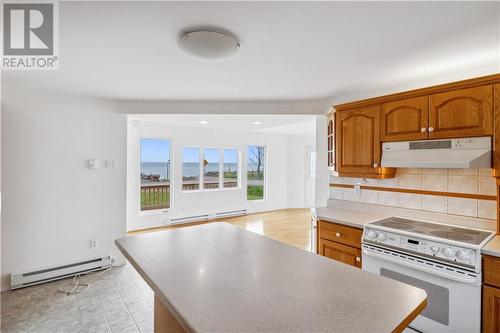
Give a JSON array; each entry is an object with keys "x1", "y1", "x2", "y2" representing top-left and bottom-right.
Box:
[{"x1": 362, "y1": 244, "x2": 481, "y2": 333}]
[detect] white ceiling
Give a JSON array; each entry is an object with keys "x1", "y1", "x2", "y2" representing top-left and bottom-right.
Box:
[
  {"x1": 130, "y1": 114, "x2": 316, "y2": 136},
  {"x1": 3, "y1": 1, "x2": 499, "y2": 104}
]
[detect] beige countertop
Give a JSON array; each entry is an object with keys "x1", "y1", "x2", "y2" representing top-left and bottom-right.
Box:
[
  {"x1": 482, "y1": 236, "x2": 500, "y2": 257},
  {"x1": 116, "y1": 222, "x2": 427, "y2": 333},
  {"x1": 313, "y1": 199, "x2": 499, "y2": 257}
]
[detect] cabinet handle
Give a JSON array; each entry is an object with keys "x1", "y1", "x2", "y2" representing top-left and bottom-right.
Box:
[
  {"x1": 421, "y1": 127, "x2": 427, "y2": 133},
  {"x1": 356, "y1": 257, "x2": 361, "y2": 262},
  {"x1": 428, "y1": 127, "x2": 434, "y2": 132},
  {"x1": 335, "y1": 232, "x2": 341, "y2": 237},
  {"x1": 373, "y1": 163, "x2": 378, "y2": 168}
]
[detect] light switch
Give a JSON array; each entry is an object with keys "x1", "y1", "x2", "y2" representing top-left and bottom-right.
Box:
[{"x1": 88, "y1": 159, "x2": 97, "y2": 169}]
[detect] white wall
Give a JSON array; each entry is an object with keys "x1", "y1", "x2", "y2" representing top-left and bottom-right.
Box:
[
  {"x1": 1, "y1": 88, "x2": 127, "y2": 291},
  {"x1": 314, "y1": 115, "x2": 329, "y2": 208},
  {"x1": 286, "y1": 136, "x2": 315, "y2": 208},
  {"x1": 118, "y1": 99, "x2": 328, "y2": 115},
  {"x1": 127, "y1": 120, "x2": 315, "y2": 231}
]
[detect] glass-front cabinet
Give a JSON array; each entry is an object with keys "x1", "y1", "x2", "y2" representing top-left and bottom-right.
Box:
[{"x1": 327, "y1": 111, "x2": 335, "y2": 171}]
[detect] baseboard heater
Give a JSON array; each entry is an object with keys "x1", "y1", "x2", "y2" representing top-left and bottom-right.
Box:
[
  {"x1": 11, "y1": 255, "x2": 112, "y2": 290},
  {"x1": 170, "y1": 214, "x2": 210, "y2": 224},
  {"x1": 215, "y1": 209, "x2": 247, "y2": 218}
]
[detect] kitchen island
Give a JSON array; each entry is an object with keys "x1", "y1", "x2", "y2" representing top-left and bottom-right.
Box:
[{"x1": 115, "y1": 222, "x2": 427, "y2": 333}]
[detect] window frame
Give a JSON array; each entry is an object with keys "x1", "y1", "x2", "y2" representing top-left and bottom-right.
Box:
[
  {"x1": 139, "y1": 137, "x2": 173, "y2": 215},
  {"x1": 182, "y1": 146, "x2": 203, "y2": 193},
  {"x1": 222, "y1": 148, "x2": 241, "y2": 190},
  {"x1": 182, "y1": 147, "x2": 241, "y2": 193},
  {"x1": 202, "y1": 147, "x2": 222, "y2": 192},
  {"x1": 246, "y1": 145, "x2": 267, "y2": 202}
]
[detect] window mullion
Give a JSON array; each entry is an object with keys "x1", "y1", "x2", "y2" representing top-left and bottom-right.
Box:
[
  {"x1": 200, "y1": 148, "x2": 204, "y2": 191},
  {"x1": 220, "y1": 149, "x2": 223, "y2": 189}
]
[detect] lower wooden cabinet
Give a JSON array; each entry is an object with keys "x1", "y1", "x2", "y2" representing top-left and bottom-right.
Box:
[
  {"x1": 483, "y1": 285, "x2": 500, "y2": 333},
  {"x1": 319, "y1": 238, "x2": 362, "y2": 268},
  {"x1": 483, "y1": 255, "x2": 500, "y2": 333},
  {"x1": 317, "y1": 220, "x2": 362, "y2": 268}
]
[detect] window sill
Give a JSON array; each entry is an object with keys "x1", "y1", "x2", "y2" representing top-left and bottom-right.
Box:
[
  {"x1": 139, "y1": 209, "x2": 170, "y2": 216},
  {"x1": 247, "y1": 199, "x2": 266, "y2": 204},
  {"x1": 182, "y1": 187, "x2": 241, "y2": 194}
]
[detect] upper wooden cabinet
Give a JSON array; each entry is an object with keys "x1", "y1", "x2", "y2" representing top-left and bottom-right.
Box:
[
  {"x1": 429, "y1": 85, "x2": 493, "y2": 139},
  {"x1": 332, "y1": 74, "x2": 500, "y2": 180},
  {"x1": 494, "y1": 84, "x2": 500, "y2": 177},
  {"x1": 336, "y1": 106, "x2": 396, "y2": 178},
  {"x1": 381, "y1": 96, "x2": 429, "y2": 142},
  {"x1": 336, "y1": 106, "x2": 380, "y2": 176},
  {"x1": 327, "y1": 112, "x2": 335, "y2": 169}
]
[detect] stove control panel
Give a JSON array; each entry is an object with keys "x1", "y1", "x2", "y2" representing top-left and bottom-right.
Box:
[{"x1": 363, "y1": 227, "x2": 476, "y2": 267}]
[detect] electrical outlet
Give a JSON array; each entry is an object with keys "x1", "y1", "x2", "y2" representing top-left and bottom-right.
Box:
[
  {"x1": 354, "y1": 184, "x2": 361, "y2": 197},
  {"x1": 90, "y1": 239, "x2": 98, "y2": 249}
]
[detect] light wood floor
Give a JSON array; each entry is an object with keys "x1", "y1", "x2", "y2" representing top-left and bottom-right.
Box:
[{"x1": 128, "y1": 208, "x2": 313, "y2": 251}]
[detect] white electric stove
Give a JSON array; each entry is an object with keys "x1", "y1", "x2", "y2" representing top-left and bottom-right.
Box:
[{"x1": 362, "y1": 217, "x2": 494, "y2": 333}]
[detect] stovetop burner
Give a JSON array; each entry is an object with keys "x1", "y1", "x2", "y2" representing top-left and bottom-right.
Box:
[
  {"x1": 430, "y1": 230, "x2": 475, "y2": 242},
  {"x1": 379, "y1": 221, "x2": 414, "y2": 230},
  {"x1": 371, "y1": 217, "x2": 492, "y2": 245}
]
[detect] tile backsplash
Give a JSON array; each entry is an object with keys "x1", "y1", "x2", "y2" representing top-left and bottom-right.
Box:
[{"x1": 329, "y1": 168, "x2": 497, "y2": 220}]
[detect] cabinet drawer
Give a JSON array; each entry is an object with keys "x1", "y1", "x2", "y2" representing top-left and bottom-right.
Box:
[
  {"x1": 319, "y1": 238, "x2": 362, "y2": 268},
  {"x1": 484, "y1": 255, "x2": 500, "y2": 288},
  {"x1": 318, "y1": 221, "x2": 362, "y2": 248}
]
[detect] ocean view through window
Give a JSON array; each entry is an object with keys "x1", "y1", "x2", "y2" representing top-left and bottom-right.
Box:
[
  {"x1": 140, "y1": 139, "x2": 171, "y2": 211},
  {"x1": 183, "y1": 147, "x2": 201, "y2": 191},
  {"x1": 247, "y1": 145, "x2": 265, "y2": 200},
  {"x1": 203, "y1": 149, "x2": 220, "y2": 189}
]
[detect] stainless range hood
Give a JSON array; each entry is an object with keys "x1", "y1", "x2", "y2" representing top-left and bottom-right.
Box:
[{"x1": 381, "y1": 137, "x2": 491, "y2": 169}]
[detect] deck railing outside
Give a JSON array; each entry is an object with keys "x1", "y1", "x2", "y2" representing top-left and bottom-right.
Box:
[{"x1": 141, "y1": 181, "x2": 238, "y2": 210}]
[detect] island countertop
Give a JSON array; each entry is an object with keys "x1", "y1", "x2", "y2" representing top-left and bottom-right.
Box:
[{"x1": 115, "y1": 222, "x2": 426, "y2": 333}]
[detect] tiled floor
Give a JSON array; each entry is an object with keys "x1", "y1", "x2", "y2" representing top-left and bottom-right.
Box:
[
  {"x1": 1, "y1": 265, "x2": 153, "y2": 333},
  {"x1": 1, "y1": 209, "x2": 313, "y2": 333}
]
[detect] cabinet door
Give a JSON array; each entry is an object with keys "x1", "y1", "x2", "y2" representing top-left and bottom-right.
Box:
[
  {"x1": 494, "y1": 84, "x2": 500, "y2": 176},
  {"x1": 336, "y1": 106, "x2": 380, "y2": 175},
  {"x1": 429, "y1": 85, "x2": 493, "y2": 139},
  {"x1": 380, "y1": 96, "x2": 429, "y2": 142},
  {"x1": 483, "y1": 285, "x2": 500, "y2": 333},
  {"x1": 327, "y1": 113, "x2": 335, "y2": 169},
  {"x1": 319, "y1": 238, "x2": 361, "y2": 268}
]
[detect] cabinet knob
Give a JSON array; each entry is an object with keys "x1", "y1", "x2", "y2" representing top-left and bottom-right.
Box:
[
  {"x1": 356, "y1": 257, "x2": 361, "y2": 262},
  {"x1": 421, "y1": 127, "x2": 427, "y2": 133},
  {"x1": 373, "y1": 163, "x2": 378, "y2": 168},
  {"x1": 428, "y1": 127, "x2": 434, "y2": 132},
  {"x1": 335, "y1": 232, "x2": 341, "y2": 238}
]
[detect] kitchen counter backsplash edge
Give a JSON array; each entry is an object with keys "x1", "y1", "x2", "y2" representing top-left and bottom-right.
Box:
[{"x1": 313, "y1": 199, "x2": 500, "y2": 257}]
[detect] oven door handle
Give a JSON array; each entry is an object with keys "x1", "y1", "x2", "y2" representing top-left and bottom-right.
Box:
[{"x1": 362, "y1": 246, "x2": 479, "y2": 285}]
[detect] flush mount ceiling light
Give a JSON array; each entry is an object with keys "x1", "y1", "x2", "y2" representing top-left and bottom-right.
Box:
[
  {"x1": 198, "y1": 120, "x2": 208, "y2": 124},
  {"x1": 252, "y1": 121, "x2": 262, "y2": 125},
  {"x1": 178, "y1": 29, "x2": 240, "y2": 61}
]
